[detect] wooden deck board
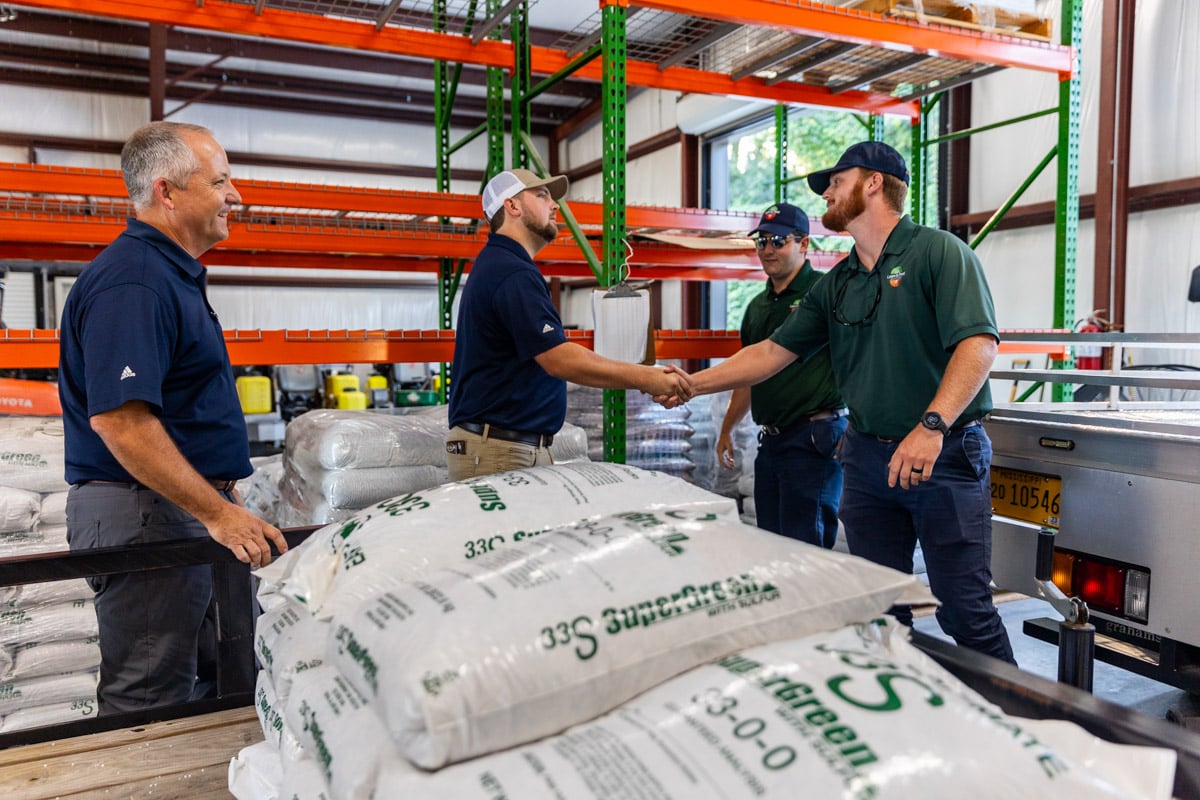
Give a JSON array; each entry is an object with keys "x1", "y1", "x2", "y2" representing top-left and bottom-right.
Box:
[{"x1": 0, "y1": 707, "x2": 262, "y2": 800}]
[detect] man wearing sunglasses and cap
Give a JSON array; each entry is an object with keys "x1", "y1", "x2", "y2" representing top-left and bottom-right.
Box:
[
  {"x1": 717, "y1": 202, "x2": 845, "y2": 549},
  {"x1": 678, "y1": 142, "x2": 1013, "y2": 664},
  {"x1": 446, "y1": 168, "x2": 694, "y2": 480}
]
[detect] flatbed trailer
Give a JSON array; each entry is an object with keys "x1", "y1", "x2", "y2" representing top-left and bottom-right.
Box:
[{"x1": 988, "y1": 333, "x2": 1200, "y2": 695}]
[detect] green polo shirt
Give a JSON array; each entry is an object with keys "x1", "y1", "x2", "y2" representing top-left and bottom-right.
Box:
[
  {"x1": 740, "y1": 260, "x2": 841, "y2": 428},
  {"x1": 770, "y1": 216, "x2": 997, "y2": 439}
]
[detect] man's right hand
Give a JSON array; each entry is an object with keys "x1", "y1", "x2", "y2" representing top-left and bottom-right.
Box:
[
  {"x1": 645, "y1": 365, "x2": 693, "y2": 404},
  {"x1": 208, "y1": 503, "x2": 288, "y2": 568},
  {"x1": 716, "y1": 432, "x2": 737, "y2": 470}
]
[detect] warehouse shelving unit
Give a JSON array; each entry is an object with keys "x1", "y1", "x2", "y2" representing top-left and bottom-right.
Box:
[{"x1": 0, "y1": 0, "x2": 1076, "y2": 457}]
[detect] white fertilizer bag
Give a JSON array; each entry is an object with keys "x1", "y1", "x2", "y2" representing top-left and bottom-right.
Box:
[
  {"x1": 0, "y1": 487, "x2": 41, "y2": 533},
  {"x1": 253, "y1": 671, "x2": 307, "y2": 768},
  {"x1": 0, "y1": 416, "x2": 68, "y2": 493},
  {"x1": 377, "y1": 620, "x2": 1175, "y2": 800},
  {"x1": 6, "y1": 637, "x2": 100, "y2": 681},
  {"x1": 0, "y1": 578, "x2": 92, "y2": 609},
  {"x1": 255, "y1": 600, "x2": 328, "y2": 704},
  {"x1": 228, "y1": 739, "x2": 283, "y2": 800},
  {"x1": 277, "y1": 754, "x2": 332, "y2": 800},
  {"x1": 257, "y1": 462, "x2": 738, "y2": 616},
  {"x1": 0, "y1": 598, "x2": 98, "y2": 648},
  {"x1": 286, "y1": 409, "x2": 450, "y2": 473},
  {"x1": 0, "y1": 695, "x2": 99, "y2": 733},
  {"x1": 38, "y1": 491, "x2": 69, "y2": 527},
  {"x1": 0, "y1": 670, "x2": 97, "y2": 716},
  {"x1": 284, "y1": 664, "x2": 414, "y2": 800},
  {"x1": 326, "y1": 510, "x2": 933, "y2": 769}
]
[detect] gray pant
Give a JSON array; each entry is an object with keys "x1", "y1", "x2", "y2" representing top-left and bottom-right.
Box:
[{"x1": 66, "y1": 483, "x2": 221, "y2": 714}]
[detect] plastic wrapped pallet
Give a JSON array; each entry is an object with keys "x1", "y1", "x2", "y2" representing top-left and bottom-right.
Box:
[
  {"x1": 0, "y1": 670, "x2": 98, "y2": 717},
  {"x1": 239, "y1": 455, "x2": 285, "y2": 528},
  {"x1": 278, "y1": 408, "x2": 590, "y2": 526},
  {"x1": 0, "y1": 578, "x2": 92, "y2": 609},
  {"x1": 326, "y1": 509, "x2": 933, "y2": 769},
  {"x1": 568, "y1": 384, "x2": 694, "y2": 480},
  {"x1": 5, "y1": 637, "x2": 100, "y2": 681},
  {"x1": 377, "y1": 620, "x2": 1175, "y2": 799},
  {"x1": 257, "y1": 462, "x2": 739, "y2": 616}
]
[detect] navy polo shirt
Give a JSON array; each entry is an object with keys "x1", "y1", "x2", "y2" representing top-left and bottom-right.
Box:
[
  {"x1": 59, "y1": 219, "x2": 251, "y2": 484},
  {"x1": 448, "y1": 233, "x2": 568, "y2": 436}
]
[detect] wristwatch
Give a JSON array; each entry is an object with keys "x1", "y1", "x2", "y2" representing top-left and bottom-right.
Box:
[{"x1": 921, "y1": 410, "x2": 950, "y2": 435}]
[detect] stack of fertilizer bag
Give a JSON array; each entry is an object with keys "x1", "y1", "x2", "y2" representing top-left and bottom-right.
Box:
[
  {"x1": 278, "y1": 405, "x2": 589, "y2": 526},
  {"x1": 237, "y1": 454, "x2": 286, "y2": 528},
  {"x1": 567, "y1": 384, "x2": 694, "y2": 481},
  {"x1": 230, "y1": 461, "x2": 1175, "y2": 800},
  {"x1": 0, "y1": 416, "x2": 100, "y2": 732}
]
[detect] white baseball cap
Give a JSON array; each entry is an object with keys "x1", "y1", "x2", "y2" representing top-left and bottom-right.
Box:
[{"x1": 481, "y1": 168, "x2": 569, "y2": 219}]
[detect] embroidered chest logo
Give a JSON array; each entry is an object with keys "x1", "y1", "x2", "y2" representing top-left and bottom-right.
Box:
[
  {"x1": 887, "y1": 265, "x2": 906, "y2": 288},
  {"x1": 788, "y1": 299, "x2": 801, "y2": 313}
]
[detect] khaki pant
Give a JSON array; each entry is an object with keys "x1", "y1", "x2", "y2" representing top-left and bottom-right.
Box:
[{"x1": 445, "y1": 425, "x2": 554, "y2": 481}]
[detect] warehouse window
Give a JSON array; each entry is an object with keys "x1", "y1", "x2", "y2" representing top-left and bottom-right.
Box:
[{"x1": 704, "y1": 108, "x2": 930, "y2": 330}]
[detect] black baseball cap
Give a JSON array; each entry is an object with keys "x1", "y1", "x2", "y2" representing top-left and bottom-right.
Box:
[
  {"x1": 806, "y1": 141, "x2": 910, "y2": 195},
  {"x1": 748, "y1": 202, "x2": 809, "y2": 238}
]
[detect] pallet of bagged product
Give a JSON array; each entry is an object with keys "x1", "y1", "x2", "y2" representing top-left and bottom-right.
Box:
[
  {"x1": 0, "y1": 706, "x2": 261, "y2": 799},
  {"x1": 838, "y1": 0, "x2": 1053, "y2": 42}
]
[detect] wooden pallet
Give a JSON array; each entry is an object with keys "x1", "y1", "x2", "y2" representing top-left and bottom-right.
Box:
[
  {"x1": 0, "y1": 706, "x2": 261, "y2": 800},
  {"x1": 842, "y1": 0, "x2": 1054, "y2": 42}
]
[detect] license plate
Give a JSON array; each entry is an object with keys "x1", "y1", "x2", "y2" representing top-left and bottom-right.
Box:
[{"x1": 990, "y1": 466, "x2": 1062, "y2": 528}]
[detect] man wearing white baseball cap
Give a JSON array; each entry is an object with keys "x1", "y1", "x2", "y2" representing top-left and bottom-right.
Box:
[{"x1": 446, "y1": 169, "x2": 693, "y2": 480}]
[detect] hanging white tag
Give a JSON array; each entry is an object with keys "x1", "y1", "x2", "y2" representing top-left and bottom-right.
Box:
[{"x1": 592, "y1": 287, "x2": 650, "y2": 364}]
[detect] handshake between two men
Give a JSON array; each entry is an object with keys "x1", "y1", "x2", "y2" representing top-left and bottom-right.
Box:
[{"x1": 641, "y1": 363, "x2": 693, "y2": 408}]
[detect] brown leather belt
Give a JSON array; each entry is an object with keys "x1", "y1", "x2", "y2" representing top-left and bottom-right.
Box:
[
  {"x1": 459, "y1": 421, "x2": 554, "y2": 449},
  {"x1": 83, "y1": 478, "x2": 237, "y2": 492},
  {"x1": 761, "y1": 407, "x2": 848, "y2": 436}
]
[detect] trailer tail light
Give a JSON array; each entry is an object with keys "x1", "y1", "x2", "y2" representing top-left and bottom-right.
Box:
[
  {"x1": 1050, "y1": 551, "x2": 1075, "y2": 594},
  {"x1": 1054, "y1": 549, "x2": 1150, "y2": 624},
  {"x1": 1074, "y1": 559, "x2": 1125, "y2": 614}
]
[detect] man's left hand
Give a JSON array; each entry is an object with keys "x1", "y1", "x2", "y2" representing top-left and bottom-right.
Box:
[{"x1": 887, "y1": 426, "x2": 944, "y2": 489}]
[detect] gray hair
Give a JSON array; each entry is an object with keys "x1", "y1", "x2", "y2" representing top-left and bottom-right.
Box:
[{"x1": 121, "y1": 122, "x2": 213, "y2": 209}]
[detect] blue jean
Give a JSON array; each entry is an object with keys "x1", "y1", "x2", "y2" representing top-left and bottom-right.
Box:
[
  {"x1": 754, "y1": 415, "x2": 848, "y2": 548},
  {"x1": 838, "y1": 424, "x2": 1015, "y2": 664},
  {"x1": 67, "y1": 482, "x2": 222, "y2": 714}
]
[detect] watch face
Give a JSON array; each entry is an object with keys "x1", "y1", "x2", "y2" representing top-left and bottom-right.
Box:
[{"x1": 923, "y1": 412, "x2": 947, "y2": 433}]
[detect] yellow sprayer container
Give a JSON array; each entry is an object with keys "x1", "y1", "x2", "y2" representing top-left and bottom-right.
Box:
[
  {"x1": 324, "y1": 373, "x2": 359, "y2": 406},
  {"x1": 366, "y1": 374, "x2": 389, "y2": 391},
  {"x1": 335, "y1": 390, "x2": 368, "y2": 410},
  {"x1": 235, "y1": 375, "x2": 273, "y2": 415}
]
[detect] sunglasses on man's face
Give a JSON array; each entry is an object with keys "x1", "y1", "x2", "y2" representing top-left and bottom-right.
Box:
[{"x1": 754, "y1": 234, "x2": 795, "y2": 250}]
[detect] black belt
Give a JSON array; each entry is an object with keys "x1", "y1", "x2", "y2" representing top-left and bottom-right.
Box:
[
  {"x1": 81, "y1": 478, "x2": 237, "y2": 492},
  {"x1": 459, "y1": 421, "x2": 553, "y2": 449},
  {"x1": 870, "y1": 418, "x2": 982, "y2": 443},
  {"x1": 761, "y1": 408, "x2": 848, "y2": 436}
]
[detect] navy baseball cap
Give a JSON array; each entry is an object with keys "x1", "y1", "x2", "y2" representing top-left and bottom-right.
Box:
[
  {"x1": 748, "y1": 202, "x2": 809, "y2": 238},
  {"x1": 806, "y1": 141, "x2": 910, "y2": 195}
]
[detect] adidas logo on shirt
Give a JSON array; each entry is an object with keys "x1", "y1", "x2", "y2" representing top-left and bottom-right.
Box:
[
  {"x1": 541, "y1": 324, "x2": 554, "y2": 334},
  {"x1": 119, "y1": 366, "x2": 136, "y2": 381}
]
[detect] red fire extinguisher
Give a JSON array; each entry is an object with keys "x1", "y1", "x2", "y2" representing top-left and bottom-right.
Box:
[{"x1": 1074, "y1": 311, "x2": 1107, "y2": 371}]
